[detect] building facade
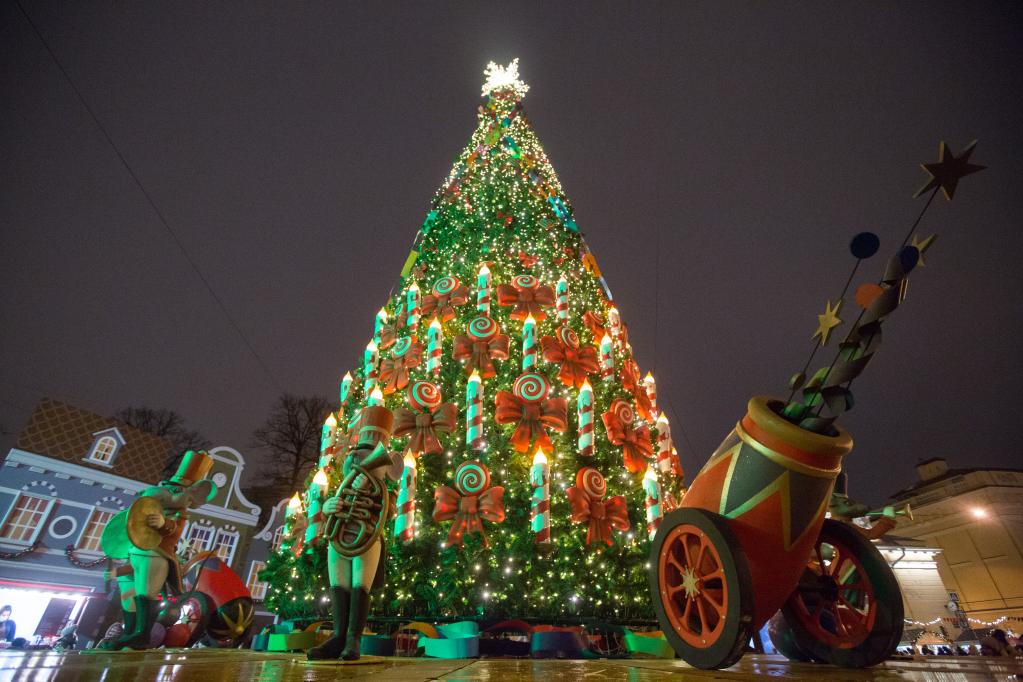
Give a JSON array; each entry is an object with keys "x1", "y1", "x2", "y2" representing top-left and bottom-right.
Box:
[
  {"x1": 890, "y1": 457, "x2": 1023, "y2": 632},
  {"x1": 0, "y1": 398, "x2": 262, "y2": 646}
]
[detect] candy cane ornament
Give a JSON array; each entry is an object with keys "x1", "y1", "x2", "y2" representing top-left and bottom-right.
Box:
[
  {"x1": 394, "y1": 453, "x2": 417, "y2": 543},
  {"x1": 577, "y1": 379, "x2": 594, "y2": 457},
  {"x1": 530, "y1": 448, "x2": 551, "y2": 546},
  {"x1": 466, "y1": 370, "x2": 483, "y2": 449}
]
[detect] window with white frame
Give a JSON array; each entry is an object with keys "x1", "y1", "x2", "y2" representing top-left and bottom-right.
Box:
[
  {"x1": 271, "y1": 525, "x2": 285, "y2": 553},
  {"x1": 246, "y1": 560, "x2": 268, "y2": 600},
  {"x1": 78, "y1": 508, "x2": 115, "y2": 552},
  {"x1": 212, "y1": 528, "x2": 239, "y2": 565},
  {"x1": 0, "y1": 494, "x2": 55, "y2": 544},
  {"x1": 86, "y1": 436, "x2": 120, "y2": 465},
  {"x1": 183, "y1": 522, "x2": 215, "y2": 555}
]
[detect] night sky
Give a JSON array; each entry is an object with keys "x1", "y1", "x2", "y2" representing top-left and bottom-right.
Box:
[{"x1": 2, "y1": 2, "x2": 1020, "y2": 505}]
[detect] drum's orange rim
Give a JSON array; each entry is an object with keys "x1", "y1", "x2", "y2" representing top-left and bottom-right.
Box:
[
  {"x1": 789, "y1": 534, "x2": 876, "y2": 649},
  {"x1": 657, "y1": 524, "x2": 729, "y2": 648}
]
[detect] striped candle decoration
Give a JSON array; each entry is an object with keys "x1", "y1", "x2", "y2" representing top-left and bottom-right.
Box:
[
  {"x1": 577, "y1": 379, "x2": 594, "y2": 457},
  {"x1": 476, "y1": 264, "x2": 491, "y2": 316},
  {"x1": 406, "y1": 283, "x2": 421, "y2": 336},
  {"x1": 373, "y1": 308, "x2": 387, "y2": 346},
  {"x1": 394, "y1": 452, "x2": 417, "y2": 543},
  {"x1": 607, "y1": 305, "x2": 622, "y2": 343},
  {"x1": 465, "y1": 370, "x2": 483, "y2": 449},
  {"x1": 305, "y1": 468, "x2": 329, "y2": 548},
  {"x1": 320, "y1": 413, "x2": 338, "y2": 454},
  {"x1": 363, "y1": 342, "x2": 380, "y2": 395},
  {"x1": 427, "y1": 317, "x2": 443, "y2": 376},
  {"x1": 530, "y1": 448, "x2": 551, "y2": 546},
  {"x1": 368, "y1": 386, "x2": 385, "y2": 407},
  {"x1": 643, "y1": 466, "x2": 663, "y2": 540},
  {"x1": 556, "y1": 276, "x2": 569, "y2": 325},
  {"x1": 599, "y1": 333, "x2": 614, "y2": 380},
  {"x1": 643, "y1": 372, "x2": 659, "y2": 420},
  {"x1": 656, "y1": 414, "x2": 674, "y2": 475},
  {"x1": 522, "y1": 314, "x2": 537, "y2": 371},
  {"x1": 339, "y1": 371, "x2": 353, "y2": 406}
]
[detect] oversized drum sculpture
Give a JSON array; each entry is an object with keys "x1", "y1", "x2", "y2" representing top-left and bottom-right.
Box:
[{"x1": 649, "y1": 397, "x2": 902, "y2": 668}]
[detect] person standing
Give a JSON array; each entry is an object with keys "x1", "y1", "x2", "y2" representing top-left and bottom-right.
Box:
[{"x1": 0, "y1": 606, "x2": 15, "y2": 642}]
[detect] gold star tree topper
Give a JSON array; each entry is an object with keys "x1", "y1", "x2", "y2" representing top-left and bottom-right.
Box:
[
  {"x1": 914, "y1": 140, "x2": 986, "y2": 201},
  {"x1": 812, "y1": 299, "x2": 843, "y2": 346},
  {"x1": 482, "y1": 58, "x2": 530, "y2": 98}
]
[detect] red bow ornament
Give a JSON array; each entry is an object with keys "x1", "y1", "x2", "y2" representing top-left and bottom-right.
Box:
[
  {"x1": 540, "y1": 327, "x2": 598, "y2": 389},
  {"x1": 601, "y1": 399, "x2": 654, "y2": 473},
  {"x1": 494, "y1": 373, "x2": 567, "y2": 453},
  {"x1": 566, "y1": 468, "x2": 631, "y2": 547},
  {"x1": 582, "y1": 311, "x2": 606, "y2": 343},
  {"x1": 452, "y1": 317, "x2": 510, "y2": 379},
  {"x1": 420, "y1": 277, "x2": 469, "y2": 323},
  {"x1": 378, "y1": 338, "x2": 423, "y2": 394},
  {"x1": 393, "y1": 403, "x2": 457, "y2": 455},
  {"x1": 433, "y1": 461, "x2": 505, "y2": 548},
  {"x1": 377, "y1": 319, "x2": 400, "y2": 351},
  {"x1": 517, "y1": 251, "x2": 538, "y2": 267},
  {"x1": 497, "y1": 275, "x2": 555, "y2": 322},
  {"x1": 620, "y1": 358, "x2": 640, "y2": 393}
]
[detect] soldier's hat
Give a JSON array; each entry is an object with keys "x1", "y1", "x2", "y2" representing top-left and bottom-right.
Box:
[
  {"x1": 168, "y1": 449, "x2": 214, "y2": 487},
  {"x1": 356, "y1": 406, "x2": 394, "y2": 448}
]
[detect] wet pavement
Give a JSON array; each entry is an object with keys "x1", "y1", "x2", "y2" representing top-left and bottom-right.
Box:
[{"x1": 1, "y1": 649, "x2": 1021, "y2": 681}]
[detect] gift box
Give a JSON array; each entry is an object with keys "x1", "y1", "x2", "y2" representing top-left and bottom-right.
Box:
[
  {"x1": 421, "y1": 621, "x2": 480, "y2": 659},
  {"x1": 266, "y1": 621, "x2": 328, "y2": 651},
  {"x1": 624, "y1": 630, "x2": 674, "y2": 659}
]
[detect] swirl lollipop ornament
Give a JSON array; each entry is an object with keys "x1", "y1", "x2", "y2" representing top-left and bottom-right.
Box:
[{"x1": 433, "y1": 461, "x2": 506, "y2": 548}]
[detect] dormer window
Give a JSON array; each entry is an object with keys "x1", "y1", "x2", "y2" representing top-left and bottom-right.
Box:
[{"x1": 85, "y1": 428, "x2": 126, "y2": 466}]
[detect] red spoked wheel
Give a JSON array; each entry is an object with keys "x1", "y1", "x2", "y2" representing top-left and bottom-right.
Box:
[
  {"x1": 158, "y1": 592, "x2": 211, "y2": 648},
  {"x1": 648, "y1": 508, "x2": 755, "y2": 669},
  {"x1": 767, "y1": 610, "x2": 815, "y2": 662},
  {"x1": 781, "y1": 519, "x2": 903, "y2": 668}
]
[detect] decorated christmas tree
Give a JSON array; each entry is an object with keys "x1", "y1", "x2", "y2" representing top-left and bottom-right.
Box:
[{"x1": 262, "y1": 60, "x2": 686, "y2": 622}]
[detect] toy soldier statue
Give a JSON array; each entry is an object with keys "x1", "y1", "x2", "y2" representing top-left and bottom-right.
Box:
[
  {"x1": 308, "y1": 406, "x2": 401, "y2": 662},
  {"x1": 98, "y1": 450, "x2": 216, "y2": 650}
]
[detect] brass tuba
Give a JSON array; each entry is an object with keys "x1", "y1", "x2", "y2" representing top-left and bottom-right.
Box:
[{"x1": 325, "y1": 443, "x2": 394, "y2": 558}]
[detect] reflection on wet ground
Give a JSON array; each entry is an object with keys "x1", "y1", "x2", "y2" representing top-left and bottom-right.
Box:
[{"x1": 1, "y1": 649, "x2": 1021, "y2": 681}]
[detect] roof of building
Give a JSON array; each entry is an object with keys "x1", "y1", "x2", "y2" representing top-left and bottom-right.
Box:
[
  {"x1": 13, "y1": 397, "x2": 171, "y2": 484},
  {"x1": 890, "y1": 465, "x2": 1023, "y2": 501}
]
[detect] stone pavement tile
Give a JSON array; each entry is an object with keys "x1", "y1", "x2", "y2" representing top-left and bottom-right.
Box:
[{"x1": 2, "y1": 651, "x2": 1022, "y2": 681}]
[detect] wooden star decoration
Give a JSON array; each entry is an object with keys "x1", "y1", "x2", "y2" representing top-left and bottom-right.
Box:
[
  {"x1": 812, "y1": 299, "x2": 843, "y2": 346},
  {"x1": 910, "y1": 233, "x2": 937, "y2": 266},
  {"x1": 914, "y1": 140, "x2": 985, "y2": 201}
]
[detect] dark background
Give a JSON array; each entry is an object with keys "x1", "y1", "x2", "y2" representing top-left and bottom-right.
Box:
[{"x1": 2, "y1": 2, "x2": 1020, "y2": 504}]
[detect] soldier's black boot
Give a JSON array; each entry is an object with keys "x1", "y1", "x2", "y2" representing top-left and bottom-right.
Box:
[
  {"x1": 122, "y1": 596, "x2": 158, "y2": 649},
  {"x1": 340, "y1": 588, "x2": 370, "y2": 661},
  {"x1": 307, "y1": 587, "x2": 351, "y2": 660}
]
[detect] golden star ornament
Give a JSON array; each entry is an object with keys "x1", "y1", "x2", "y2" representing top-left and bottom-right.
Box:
[
  {"x1": 812, "y1": 299, "x2": 844, "y2": 346},
  {"x1": 914, "y1": 140, "x2": 986, "y2": 201}
]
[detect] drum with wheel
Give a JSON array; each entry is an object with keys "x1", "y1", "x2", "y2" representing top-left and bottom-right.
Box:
[
  {"x1": 649, "y1": 396, "x2": 853, "y2": 669},
  {"x1": 648, "y1": 508, "x2": 755, "y2": 669},
  {"x1": 778, "y1": 519, "x2": 903, "y2": 668}
]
